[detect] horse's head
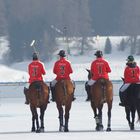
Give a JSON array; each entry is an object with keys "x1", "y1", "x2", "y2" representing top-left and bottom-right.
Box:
[{"x1": 86, "y1": 69, "x2": 92, "y2": 80}]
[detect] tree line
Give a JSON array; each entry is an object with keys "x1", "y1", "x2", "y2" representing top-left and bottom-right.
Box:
[{"x1": 0, "y1": 0, "x2": 140, "y2": 63}]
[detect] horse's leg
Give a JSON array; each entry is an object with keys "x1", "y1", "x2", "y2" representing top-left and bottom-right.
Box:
[
  {"x1": 33, "y1": 107, "x2": 40, "y2": 133},
  {"x1": 31, "y1": 115, "x2": 36, "y2": 132},
  {"x1": 95, "y1": 106, "x2": 103, "y2": 131},
  {"x1": 57, "y1": 104, "x2": 64, "y2": 132},
  {"x1": 64, "y1": 103, "x2": 72, "y2": 132},
  {"x1": 136, "y1": 99, "x2": 140, "y2": 122},
  {"x1": 91, "y1": 101, "x2": 99, "y2": 130},
  {"x1": 130, "y1": 107, "x2": 136, "y2": 130},
  {"x1": 39, "y1": 106, "x2": 46, "y2": 132},
  {"x1": 91, "y1": 101, "x2": 97, "y2": 117},
  {"x1": 30, "y1": 106, "x2": 40, "y2": 132},
  {"x1": 125, "y1": 107, "x2": 131, "y2": 128},
  {"x1": 106, "y1": 101, "x2": 112, "y2": 131}
]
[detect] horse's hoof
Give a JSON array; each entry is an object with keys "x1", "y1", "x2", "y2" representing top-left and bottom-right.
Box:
[
  {"x1": 96, "y1": 125, "x2": 103, "y2": 131},
  {"x1": 40, "y1": 128, "x2": 45, "y2": 132},
  {"x1": 64, "y1": 128, "x2": 69, "y2": 132},
  {"x1": 36, "y1": 128, "x2": 41, "y2": 133},
  {"x1": 59, "y1": 126, "x2": 64, "y2": 132},
  {"x1": 130, "y1": 127, "x2": 135, "y2": 131},
  {"x1": 31, "y1": 127, "x2": 36, "y2": 132},
  {"x1": 129, "y1": 124, "x2": 135, "y2": 130},
  {"x1": 106, "y1": 128, "x2": 111, "y2": 131}
]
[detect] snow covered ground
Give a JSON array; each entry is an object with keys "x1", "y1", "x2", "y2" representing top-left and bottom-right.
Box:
[{"x1": 0, "y1": 95, "x2": 140, "y2": 140}]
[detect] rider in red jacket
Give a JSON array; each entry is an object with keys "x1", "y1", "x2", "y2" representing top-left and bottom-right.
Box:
[
  {"x1": 24, "y1": 53, "x2": 46, "y2": 104},
  {"x1": 119, "y1": 55, "x2": 140, "y2": 106},
  {"x1": 50, "y1": 50, "x2": 75, "y2": 101},
  {"x1": 52, "y1": 50, "x2": 73, "y2": 84},
  {"x1": 88, "y1": 50, "x2": 111, "y2": 86},
  {"x1": 53, "y1": 55, "x2": 73, "y2": 81},
  {"x1": 28, "y1": 53, "x2": 46, "y2": 84}
]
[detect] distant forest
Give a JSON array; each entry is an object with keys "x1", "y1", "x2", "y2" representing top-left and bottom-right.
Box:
[{"x1": 0, "y1": 0, "x2": 140, "y2": 63}]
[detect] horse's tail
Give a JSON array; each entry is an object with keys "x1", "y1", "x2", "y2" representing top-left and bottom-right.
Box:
[
  {"x1": 61, "y1": 80, "x2": 74, "y2": 105},
  {"x1": 100, "y1": 78, "x2": 107, "y2": 103}
]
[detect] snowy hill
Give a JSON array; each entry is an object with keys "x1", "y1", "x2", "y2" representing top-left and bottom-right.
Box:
[{"x1": 1, "y1": 36, "x2": 140, "y2": 82}]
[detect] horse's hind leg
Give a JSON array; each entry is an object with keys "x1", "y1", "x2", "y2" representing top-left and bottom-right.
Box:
[
  {"x1": 130, "y1": 108, "x2": 136, "y2": 130},
  {"x1": 30, "y1": 106, "x2": 40, "y2": 132},
  {"x1": 95, "y1": 106, "x2": 103, "y2": 131},
  {"x1": 39, "y1": 106, "x2": 46, "y2": 132},
  {"x1": 57, "y1": 104, "x2": 64, "y2": 132},
  {"x1": 125, "y1": 107, "x2": 131, "y2": 128},
  {"x1": 64, "y1": 103, "x2": 72, "y2": 132},
  {"x1": 106, "y1": 102, "x2": 112, "y2": 131}
]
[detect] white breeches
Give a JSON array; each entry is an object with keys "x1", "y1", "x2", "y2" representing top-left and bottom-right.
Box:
[
  {"x1": 87, "y1": 79, "x2": 96, "y2": 86},
  {"x1": 51, "y1": 79, "x2": 57, "y2": 87},
  {"x1": 120, "y1": 83, "x2": 130, "y2": 92},
  {"x1": 120, "y1": 82, "x2": 140, "y2": 92}
]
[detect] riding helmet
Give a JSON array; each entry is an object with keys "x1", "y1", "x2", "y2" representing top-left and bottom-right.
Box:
[
  {"x1": 126, "y1": 55, "x2": 134, "y2": 62},
  {"x1": 58, "y1": 50, "x2": 66, "y2": 57},
  {"x1": 32, "y1": 52, "x2": 38, "y2": 60},
  {"x1": 94, "y1": 50, "x2": 103, "y2": 57}
]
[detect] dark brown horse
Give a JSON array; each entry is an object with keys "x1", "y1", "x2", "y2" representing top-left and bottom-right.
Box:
[
  {"x1": 54, "y1": 79, "x2": 74, "y2": 132},
  {"x1": 90, "y1": 78, "x2": 113, "y2": 131},
  {"x1": 24, "y1": 81, "x2": 49, "y2": 133},
  {"x1": 119, "y1": 78, "x2": 140, "y2": 130}
]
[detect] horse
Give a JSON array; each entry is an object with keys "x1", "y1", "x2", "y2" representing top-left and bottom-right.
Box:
[
  {"x1": 90, "y1": 78, "x2": 113, "y2": 131},
  {"x1": 24, "y1": 81, "x2": 49, "y2": 133},
  {"x1": 85, "y1": 69, "x2": 92, "y2": 101},
  {"x1": 119, "y1": 78, "x2": 140, "y2": 130},
  {"x1": 54, "y1": 79, "x2": 74, "y2": 132}
]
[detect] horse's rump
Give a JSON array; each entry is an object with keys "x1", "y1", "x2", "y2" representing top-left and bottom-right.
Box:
[
  {"x1": 55, "y1": 80, "x2": 74, "y2": 105},
  {"x1": 125, "y1": 83, "x2": 140, "y2": 106},
  {"x1": 91, "y1": 78, "x2": 113, "y2": 105},
  {"x1": 29, "y1": 81, "x2": 49, "y2": 107}
]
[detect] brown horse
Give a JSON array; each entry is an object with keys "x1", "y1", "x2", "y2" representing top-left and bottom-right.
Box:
[
  {"x1": 54, "y1": 79, "x2": 74, "y2": 132},
  {"x1": 24, "y1": 81, "x2": 49, "y2": 133},
  {"x1": 90, "y1": 78, "x2": 113, "y2": 131}
]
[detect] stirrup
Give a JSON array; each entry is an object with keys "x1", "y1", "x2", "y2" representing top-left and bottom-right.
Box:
[
  {"x1": 25, "y1": 101, "x2": 29, "y2": 105},
  {"x1": 119, "y1": 102, "x2": 125, "y2": 107}
]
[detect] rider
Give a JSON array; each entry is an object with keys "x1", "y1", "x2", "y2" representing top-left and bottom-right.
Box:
[
  {"x1": 119, "y1": 55, "x2": 140, "y2": 106},
  {"x1": 50, "y1": 50, "x2": 75, "y2": 101},
  {"x1": 24, "y1": 52, "x2": 46, "y2": 104},
  {"x1": 88, "y1": 50, "x2": 111, "y2": 86}
]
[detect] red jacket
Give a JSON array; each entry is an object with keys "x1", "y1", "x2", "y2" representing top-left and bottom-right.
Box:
[
  {"x1": 124, "y1": 65, "x2": 140, "y2": 83},
  {"x1": 28, "y1": 60, "x2": 46, "y2": 83},
  {"x1": 90, "y1": 57, "x2": 111, "y2": 80},
  {"x1": 53, "y1": 57, "x2": 73, "y2": 80}
]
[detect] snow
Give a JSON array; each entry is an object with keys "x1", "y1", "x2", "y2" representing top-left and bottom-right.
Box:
[{"x1": 0, "y1": 96, "x2": 140, "y2": 140}]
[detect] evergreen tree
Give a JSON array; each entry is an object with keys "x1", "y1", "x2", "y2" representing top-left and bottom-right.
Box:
[
  {"x1": 104, "y1": 37, "x2": 112, "y2": 54},
  {"x1": 118, "y1": 38, "x2": 126, "y2": 51}
]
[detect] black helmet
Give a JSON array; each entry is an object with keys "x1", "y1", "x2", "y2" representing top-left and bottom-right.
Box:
[
  {"x1": 94, "y1": 50, "x2": 103, "y2": 57},
  {"x1": 58, "y1": 50, "x2": 66, "y2": 57},
  {"x1": 32, "y1": 52, "x2": 38, "y2": 60},
  {"x1": 126, "y1": 55, "x2": 134, "y2": 62}
]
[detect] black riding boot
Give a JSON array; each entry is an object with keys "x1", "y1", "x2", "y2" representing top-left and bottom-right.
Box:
[
  {"x1": 50, "y1": 86, "x2": 55, "y2": 101},
  {"x1": 85, "y1": 82, "x2": 91, "y2": 101},
  {"x1": 119, "y1": 91, "x2": 126, "y2": 107},
  {"x1": 24, "y1": 87, "x2": 29, "y2": 105}
]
